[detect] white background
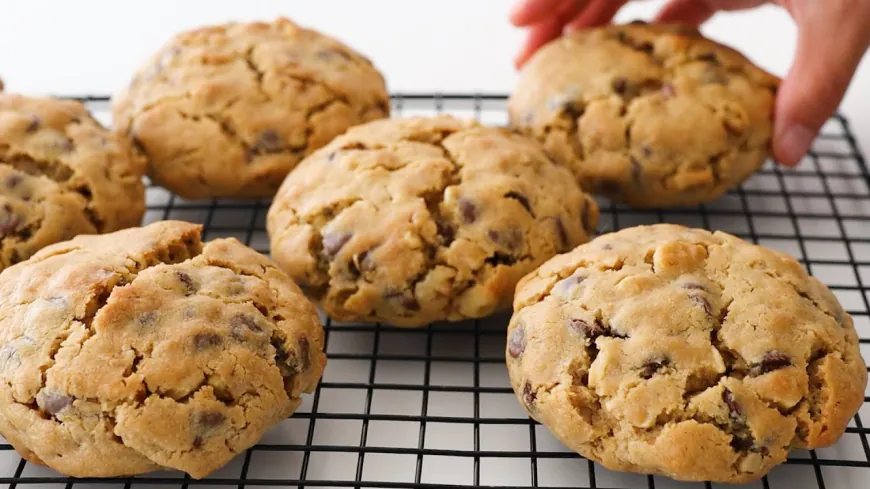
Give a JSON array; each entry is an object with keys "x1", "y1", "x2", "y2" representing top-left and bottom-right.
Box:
[{"x1": 1, "y1": 0, "x2": 868, "y2": 154}]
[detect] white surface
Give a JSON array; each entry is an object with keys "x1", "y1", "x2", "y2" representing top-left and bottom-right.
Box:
[{"x1": 0, "y1": 0, "x2": 869, "y2": 154}]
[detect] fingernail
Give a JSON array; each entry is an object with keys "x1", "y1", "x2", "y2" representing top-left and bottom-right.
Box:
[{"x1": 777, "y1": 124, "x2": 815, "y2": 166}]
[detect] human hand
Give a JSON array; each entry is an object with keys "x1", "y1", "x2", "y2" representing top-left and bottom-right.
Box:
[{"x1": 509, "y1": 0, "x2": 870, "y2": 166}]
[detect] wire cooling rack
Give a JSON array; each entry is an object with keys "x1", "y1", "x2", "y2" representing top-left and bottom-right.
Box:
[{"x1": 1, "y1": 94, "x2": 868, "y2": 489}]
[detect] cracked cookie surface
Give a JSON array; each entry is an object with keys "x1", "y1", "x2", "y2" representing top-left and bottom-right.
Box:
[
  {"x1": 0, "y1": 94, "x2": 146, "y2": 272},
  {"x1": 0, "y1": 220, "x2": 325, "y2": 478},
  {"x1": 508, "y1": 23, "x2": 778, "y2": 208},
  {"x1": 267, "y1": 116, "x2": 599, "y2": 327},
  {"x1": 507, "y1": 224, "x2": 866, "y2": 483},
  {"x1": 112, "y1": 17, "x2": 389, "y2": 200}
]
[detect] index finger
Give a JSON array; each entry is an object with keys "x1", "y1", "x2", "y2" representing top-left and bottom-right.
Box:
[{"x1": 510, "y1": 0, "x2": 571, "y2": 26}]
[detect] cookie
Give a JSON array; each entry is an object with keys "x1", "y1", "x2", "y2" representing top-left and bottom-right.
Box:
[
  {"x1": 112, "y1": 17, "x2": 390, "y2": 200},
  {"x1": 507, "y1": 224, "x2": 866, "y2": 483},
  {"x1": 267, "y1": 116, "x2": 599, "y2": 327},
  {"x1": 0, "y1": 93, "x2": 146, "y2": 272},
  {"x1": 509, "y1": 23, "x2": 779, "y2": 208},
  {"x1": 0, "y1": 220, "x2": 325, "y2": 478}
]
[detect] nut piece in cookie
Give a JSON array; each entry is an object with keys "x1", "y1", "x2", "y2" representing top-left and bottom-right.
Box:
[
  {"x1": 112, "y1": 17, "x2": 390, "y2": 200},
  {"x1": 507, "y1": 224, "x2": 866, "y2": 483},
  {"x1": 266, "y1": 115, "x2": 599, "y2": 327},
  {"x1": 509, "y1": 23, "x2": 779, "y2": 208},
  {"x1": 0, "y1": 220, "x2": 325, "y2": 478},
  {"x1": 0, "y1": 93, "x2": 146, "y2": 272}
]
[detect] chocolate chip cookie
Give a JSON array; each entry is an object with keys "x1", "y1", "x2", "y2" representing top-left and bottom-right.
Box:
[
  {"x1": 0, "y1": 221, "x2": 325, "y2": 478},
  {"x1": 0, "y1": 93, "x2": 146, "y2": 272},
  {"x1": 112, "y1": 17, "x2": 390, "y2": 200},
  {"x1": 507, "y1": 224, "x2": 866, "y2": 483},
  {"x1": 509, "y1": 23, "x2": 779, "y2": 208},
  {"x1": 267, "y1": 116, "x2": 599, "y2": 327}
]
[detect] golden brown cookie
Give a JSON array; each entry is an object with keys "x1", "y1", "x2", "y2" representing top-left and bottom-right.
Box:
[
  {"x1": 0, "y1": 93, "x2": 145, "y2": 272},
  {"x1": 112, "y1": 17, "x2": 390, "y2": 199},
  {"x1": 509, "y1": 23, "x2": 779, "y2": 208},
  {"x1": 267, "y1": 116, "x2": 599, "y2": 327},
  {"x1": 0, "y1": 221, "x2": 325, "y2": 478},
  {"x1": 507, "y1": 224, "x2": 866, "y2": 483}
]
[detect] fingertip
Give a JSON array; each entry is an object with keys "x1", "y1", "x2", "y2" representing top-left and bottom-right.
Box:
[
  {"x1": 510, "y1": 0, "x2": 564, "y2": 26},
  {"x1": 654, "y1": 0, "x2": 715, "y2": 26},
  {"x1": 774, "y1": 123, "x2": 815, "y2": 167}
]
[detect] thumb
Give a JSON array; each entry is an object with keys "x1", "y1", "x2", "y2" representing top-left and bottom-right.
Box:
[{"x1": 774, "y1": 0, "x2": 870, "y2": 166}]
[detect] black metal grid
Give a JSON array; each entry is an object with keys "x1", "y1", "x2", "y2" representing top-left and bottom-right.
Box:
[{"x1": 1, "y1": 93, "x2": 869, "y2": 489}]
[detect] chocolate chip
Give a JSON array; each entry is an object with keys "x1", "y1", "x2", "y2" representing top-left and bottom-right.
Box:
[
  {"x1": 0, "y1": 205, "x2": 22, "y2": 237},
  {"x1": 750, "y1": 351, "x2": 791, "y2": 377},
  {"x1": 639, "y1": 356, "x2": 670, "y2": 379},
  {"x1": 691, "y1": 295, "x2": 713, "y2": 316},
  {"x1": 176, "y1": 271, "x2": 196, "y2": 295},
  {"x1": 437, "y1": 221, "x2": 455, "y2": 245},
  {"x1": 193, "y1": 436, "x2": 204, "y2": 448},
  {"x1": 403, "y1": 296, "x2": 420, "y2": 311},
  {"x1": 554, "y1": 218, "x2": 568, "y2": 249},
  {"x1": 548, "y1": 97, "x2": 584, "y2": 119},
  {"x1": 298, "y1": 336, "x2": 311, "y2": 371},
  {"x1": 350, "y1": 249, "x2": 376, "y2": 276},
  {"x1": 326, "y1": 151, "x2": 337, "y2": 163},
  {"x1": 230, "y1": 314, "x2": 263, "y2": 339},
  {"x1": 5, "y1": 174, "x2": 22, "y2": 188},
  {"x1": 637, "y1": 41, "x2": 654, "y2": 54},
  {"x1": 722, "y1": 388, "x2": 744, "y2": 420},
  {"x1": 641, "y1": 145, "x2": 653, "y2": 157},
  {"x1": 601, "y1": 243, "x2": 613, "y2": 251},
  {"x1": 54, "y1": 137, "x2": 74, "y2": 152},
  {"x1": 682, "y1": 283, "x2": 706, "y2": 291},
  {"x1": 731, "y1": 434, "x2": 754, "y2": 452},
  {"x1": 194, "y1": 411, "x2": 225, "y2": 428},
  {"x1": 661, "y1": 83, "x2": 676, "y2": 99},
  {"x1": 522, "y1": 382, "x2": 536, "y2": 407},
  {"x1": 508, "y1": 326, "x2": 526, "y2": 358},
  {"x1": 193, "y1": 333, "x2": 223, "y2": 350},
  {"x1": 698, "y1": 53, "x2": 718, "y2": 63},
  {"x1": 322, "y1": 232, "x2": 352, "y2": 258},
  {"x1": 25, "y1": 115, "x2": 40, "y2": 133},
  {"x1": 568, "y1": 318, "x2": 606, "y2": 339},
  {"x1": 504, "y1": 191, "x2": 532, "y2": 215},
  {"x1": 612, "y1": 78, "x2": 628, "y2": 95},
  {"x1": 553, "y1": 274, "x2": 584, "y2": 296},
  {"x1": 458, "y1": 198, "x2": 478, "y2": 224},
  {"x1": 485, "y1": 252, "x2": 517, "y2": 267},
  {"x1": 40, "y1": 392, "x2": 73, "y2": 416},
  {"x1": 316, "y1": 49, "x2": 352, "y2": 61},
  {"x1": 252, "y1": 129, "x2": 283, "y2": 153},
  {"x1": 137, "y1": 311, "x2": 158, "y2": 326},
  {"x1": 487, "y1": 228, "x2": 523, "y2": 251}
]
